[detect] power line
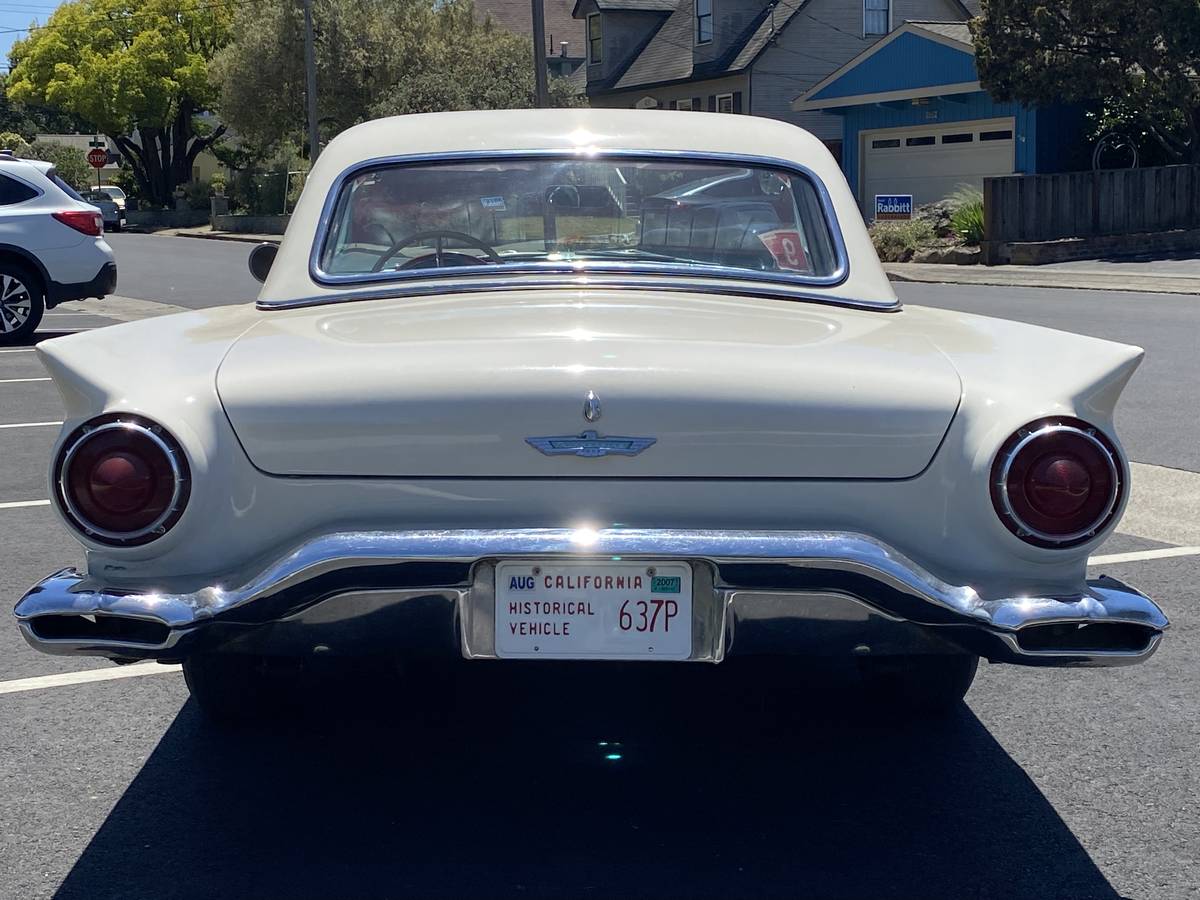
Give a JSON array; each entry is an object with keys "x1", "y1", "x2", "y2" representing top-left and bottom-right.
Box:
[{"x1": 800, "y1": 11, "x2": 871, "y2": 44}]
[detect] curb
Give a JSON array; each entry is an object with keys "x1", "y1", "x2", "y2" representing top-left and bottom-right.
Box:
[
  {"x1": 170, "y1": 230, "x2": 278, "y2": 244},
  {"x1": 885, "y1": 263, "x2": 1200, "y2": 296}
]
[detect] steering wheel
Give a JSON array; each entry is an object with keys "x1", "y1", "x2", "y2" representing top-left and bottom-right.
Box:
[{"x1": 370, "y1": 229, "x2": 502, "y2": 272}]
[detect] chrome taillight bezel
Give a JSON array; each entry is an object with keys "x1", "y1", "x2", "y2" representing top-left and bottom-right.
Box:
[
  {"x1": 53, "y1": 414, "x2": 191, "y2": 546},
  {"x1": 991, "y1": 418, "x2": 1122, "y2": 548}
]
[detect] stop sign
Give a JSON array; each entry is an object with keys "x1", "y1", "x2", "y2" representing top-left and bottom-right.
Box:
[{"x1": 87, "y1": 148, "x2": 107, "y2": 168}]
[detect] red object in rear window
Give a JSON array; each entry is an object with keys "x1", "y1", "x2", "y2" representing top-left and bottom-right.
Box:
[{"x1": 52, "y1": 210, "x2": 103, "y2": 236}]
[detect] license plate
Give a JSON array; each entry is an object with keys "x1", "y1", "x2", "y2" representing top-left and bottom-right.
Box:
[{"x1": 495, "y1": 560, "x2": 693, "y2": 660}]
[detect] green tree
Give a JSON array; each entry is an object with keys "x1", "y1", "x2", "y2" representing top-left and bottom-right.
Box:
[
  {"x1": 0, "y1": 131, "x2": 94, "y2": 188},
  {"x1": 7, "y1": 0, "x2": 234, "y2": 207},
  {"x1": 24, "y1": 140, "x2": 96, "y2": 190},
  {"x1": 0, "y1": 74, "x2": 90, "y2": 139},
  {"x1": 212, "y1": 0, "x2": 436, "y2": 152},
  {"x1": 212, "y1": 0, "x2": 583, "y2": 155},
  {"x1": 369, "y1": 17, "x2": 585, "y2": 117},
  {"x1": 972, "y1": 0, "x2": 1200, "y2": 162}
]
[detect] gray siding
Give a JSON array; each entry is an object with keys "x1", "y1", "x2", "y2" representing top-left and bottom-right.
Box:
[
  {"x1": 695, "y1": 0, "x2": 764, "y2": 65},
  {"x1": 579, "y1": 4, "x2": 665, "y2": 83},
  {"x1": 589, "y1": 74, "x2": 750, "y2": 109},
  {"x1": 750, "y1": 0, "x2": 967, "y2": 140}
]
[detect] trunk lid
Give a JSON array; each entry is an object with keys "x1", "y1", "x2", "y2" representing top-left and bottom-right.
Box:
[{"x1": 217, "y1": 290, "x2": 961, "y2": 479}]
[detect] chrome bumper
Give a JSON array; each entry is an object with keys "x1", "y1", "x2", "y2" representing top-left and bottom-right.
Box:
[{"x1": 13, "y1": 529, "x2": 1168, "y2": 666}]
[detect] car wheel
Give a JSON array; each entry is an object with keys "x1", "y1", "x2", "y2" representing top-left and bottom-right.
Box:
[
  {"x1": 183, "y1": 653, "x2": 294, "y2": 725},
  {"x1": 0, "y1": 262, "x2": 45, "y2": 345},
  {"x1": 858, "y1": 653, "x2": 979, "y2": 714}
]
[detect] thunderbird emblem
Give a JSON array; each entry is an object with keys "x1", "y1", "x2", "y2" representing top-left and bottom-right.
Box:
[{"x1": 526, "y1": 430, "x2": 656, "y2": 458}]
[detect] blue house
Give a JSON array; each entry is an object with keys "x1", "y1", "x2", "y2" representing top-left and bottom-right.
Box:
[{"x1": 793, "y1": 21, "x2": 1086, "y2": 216}]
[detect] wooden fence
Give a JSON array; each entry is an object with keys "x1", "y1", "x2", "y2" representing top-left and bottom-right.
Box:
[{"x1": 983, "y1": 165, "x2": 1200, "y2": 243}]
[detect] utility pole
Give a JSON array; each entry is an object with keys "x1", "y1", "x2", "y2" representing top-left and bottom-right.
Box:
[
  {"x1": 531, "y1": 0, "x2": 549, "y2": 108},
  {"x1": 303, "y1": 0, "x2": 320, "y2": 163}
]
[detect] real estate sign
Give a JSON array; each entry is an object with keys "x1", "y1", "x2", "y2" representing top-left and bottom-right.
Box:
[{"x1": 874, "y1": 194, "x2": 913, "y2": 221}]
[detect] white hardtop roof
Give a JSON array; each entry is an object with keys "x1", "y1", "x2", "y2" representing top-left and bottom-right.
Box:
[
  {"x1": 0, "y1": 154, "x2": 53, "y2": 174},
  {"x1": 266, "y1": 109, "x2": 894, "y2": 308},
  {"x1": 314, "y1": 108, "x2": 834, "y2": 168}
]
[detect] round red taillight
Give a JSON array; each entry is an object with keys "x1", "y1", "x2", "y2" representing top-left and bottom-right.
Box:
[
  {"x1": 55, "y1": 416, "x2": 189, "y2": 545},
  {"x1": 991, "y1": 418, "x2": 1122, "y2": 548}
]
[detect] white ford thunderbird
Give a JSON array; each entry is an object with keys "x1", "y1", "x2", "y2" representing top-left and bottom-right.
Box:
[{"x1": 14, "y1": 110, "x2": 1167, "y2": 720}]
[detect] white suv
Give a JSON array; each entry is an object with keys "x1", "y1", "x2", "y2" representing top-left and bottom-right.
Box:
[{"x1": 0, "y1": 151, "x2": 117, "y2": 344}]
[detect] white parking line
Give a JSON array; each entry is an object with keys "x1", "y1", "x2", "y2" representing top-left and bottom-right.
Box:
[
  {"x1": 0, "y1": 421, "x2": 62, "y2": 429},
  {"x1": 0, "y1": 377, "x2": 50, "y2": 384},
  {"x1": 0, "y1": 661, "x2": 181, "y2": 696},
  {"x1": 0, "y1": 348, "x2": 36, "y2": 354},
  {"x1": 1088, "y1": 546, "x2": 1200, "y2": 566},
  {"x1": 0, "y1": 499, "x2": 50, "y2": 509}
]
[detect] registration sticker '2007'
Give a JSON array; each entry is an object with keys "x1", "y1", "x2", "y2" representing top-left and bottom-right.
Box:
[{"x1": 494, "y1": 561, "x2": 693, "y2": 660}]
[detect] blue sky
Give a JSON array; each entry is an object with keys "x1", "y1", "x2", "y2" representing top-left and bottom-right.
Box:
[{"x1": 1, "y1": 1, "x2": 60, "y2": 70}]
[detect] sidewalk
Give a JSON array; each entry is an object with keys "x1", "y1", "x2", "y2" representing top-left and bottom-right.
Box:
[
  {"x1": 885, "y1": 260, "x2": 1200, "y2": 296},
  {"x1": 157, "y1": 225, "x2": 1200, "y2": 295}
]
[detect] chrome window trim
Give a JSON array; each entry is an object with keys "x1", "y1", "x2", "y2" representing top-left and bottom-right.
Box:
[
  {"x1": 259, "y1": 273, "x2": 899, "y2": 312},
  {"x1": 303, "y1": 149, "x2": 861, "y2": 306}
]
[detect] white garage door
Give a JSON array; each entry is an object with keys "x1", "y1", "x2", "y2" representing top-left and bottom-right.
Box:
[{"x1": 861, "y1": 118, "x2": 1015, "y2": 216}]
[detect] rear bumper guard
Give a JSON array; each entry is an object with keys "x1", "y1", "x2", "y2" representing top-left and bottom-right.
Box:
[{"x1": 12, "y1": 529, "x2": 1168, "y2": 666}]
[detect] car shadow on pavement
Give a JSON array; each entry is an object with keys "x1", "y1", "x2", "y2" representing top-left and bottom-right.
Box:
[{"x1": 55, "y1": 661, "x2": 1120, "y2": 900}]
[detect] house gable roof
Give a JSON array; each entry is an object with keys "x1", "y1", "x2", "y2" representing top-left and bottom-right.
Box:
[
  {"x1": 793, "y1": 21, "x2": 978, "y2": 111},
  {"x1": 592, "y1": 0, "x2": 810, "y2": 93},
  {"x1": 477, "y1": 0, "x2": 587, "y2": 56}
]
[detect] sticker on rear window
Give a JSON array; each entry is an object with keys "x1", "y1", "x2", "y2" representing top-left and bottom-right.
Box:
[{"x1": 757, "y1": 228, "x2": 810, "y2": 272}]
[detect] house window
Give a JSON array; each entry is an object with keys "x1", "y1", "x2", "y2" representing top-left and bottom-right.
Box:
[
  {"x1": 675, "y1": 98, "x2": 695, "y2": 111},
  {"x1": 588, "y1": 14, "x2": 602, "y2": 64},
  {"x1": 696, "y1": 0, "x2": 713, "y2": 44},
  {"x1": 980, "y1": 129, "x2": 1014, "y2": 141},
  {"x1": 941, "y1": 133, "x2": 973, "y2": 144},
  {"x1": 716, "y1": 93, "x2": 734, "y2": 114},
  {"x1": 864, "y1": 0, "x2": 889, "y2": 35},
  {"x1": 905, "y1": 135, "x2": 936, "y2": 147}
]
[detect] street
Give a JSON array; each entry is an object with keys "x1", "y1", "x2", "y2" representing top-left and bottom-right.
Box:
[
  {"x1": 1, "y1": 237, "x2": 1197, "y2": 899},
  {"x1": 105, "y1": 232, "x2": 261, "y2": 308}
]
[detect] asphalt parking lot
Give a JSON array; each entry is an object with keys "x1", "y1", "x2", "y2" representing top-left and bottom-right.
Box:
[{"x1": 1, "y1": 268, "x2": 1198, "y2": 898}]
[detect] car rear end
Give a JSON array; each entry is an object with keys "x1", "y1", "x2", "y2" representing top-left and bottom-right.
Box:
[
  {"x1": 5, "y1": 111, "x2": 1169, "y2": 722},
  {"x1": 0, "y1": 156, "x2": 116, "y2": 310}
]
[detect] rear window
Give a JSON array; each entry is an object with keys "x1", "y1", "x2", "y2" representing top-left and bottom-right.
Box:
[
  {"x1": 51, "y1": 173, "x2": 84, "y2": 201},
  {"x1": 0, "y1": 174, "x2": 38, "y2": 205},
  {"x1": 318, "y1": 156, "x2": 841, "y2": 284}
]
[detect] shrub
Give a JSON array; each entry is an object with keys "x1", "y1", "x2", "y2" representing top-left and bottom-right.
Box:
[
  {"x1": 182, "y1": 179, "x2": 212, "y2": 210},
  {"x1": 949, "y1": 187, "x2": 985, "y2": 245},
  {"x1": 869, "y1": 219, "x2": 937, "y2": 262},
  {"x1": 0, "y1": 131, "x2": 32, "y2": 155},
  {"x1": 210, "y1": 171, "x2": 227, "y2": 196},
  {"x1": 23, "y1": 140, "x2": 93, "y2": 190},
  {"x1": 226, "y1": 143, "x2": 308, "y2": 215}
]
